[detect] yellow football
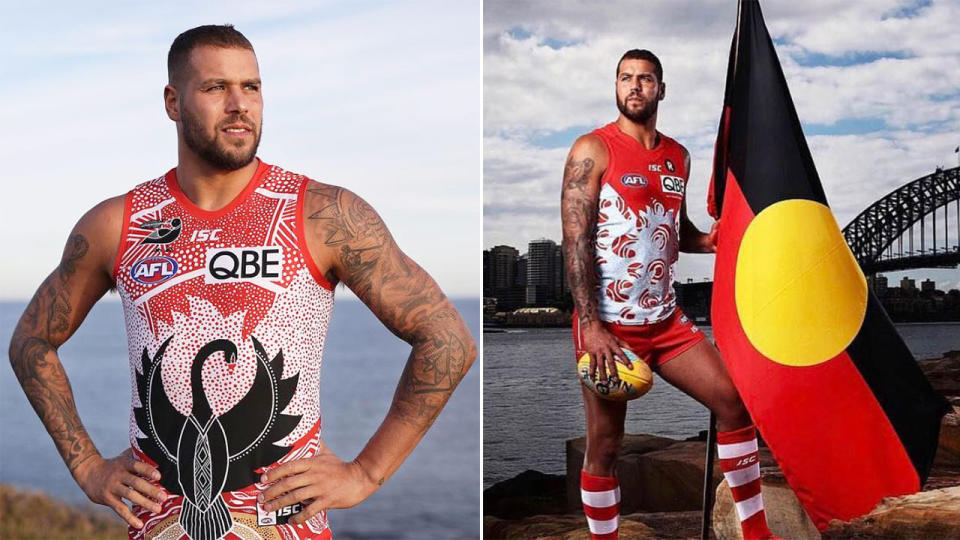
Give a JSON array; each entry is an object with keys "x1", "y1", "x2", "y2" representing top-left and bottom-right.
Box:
[{"x1": 577, "y1": 348, "x2": 653, "y2": 401}]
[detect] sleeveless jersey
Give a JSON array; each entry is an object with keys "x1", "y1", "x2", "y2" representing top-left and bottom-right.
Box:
[
  {"x1": 113, "y1": 159, "x2": 335, "y2": 540},
  {"x1": 592, "y1": 123, "x2": 688, "y2": 325}
]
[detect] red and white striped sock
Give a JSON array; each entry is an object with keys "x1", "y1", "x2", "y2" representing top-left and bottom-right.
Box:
[
  {"x1": 717, "y1": 424, "x2": 773, "y2": 540},
  {"x1": 580, "y1": 470, "x2": 620, "y2": 540}
]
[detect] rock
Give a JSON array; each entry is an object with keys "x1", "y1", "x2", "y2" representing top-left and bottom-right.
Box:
[
  {"x1": 566, "y1": 434, "x2": 677, "y2": 511},
  {"x1": 627, "y1": 441, "x2": 724, "y2": 512},
  {"x1": 712, "y1": 471, "x2": 819, "y2": 540},
  {"x1": 484, "y1": 470, "x2": 568, "y2": 519},
  {"x1": 934, "y1": 406, "x2": 960, "y2": 469},
  {"x1": 567, "y1": 434, "x2": 775, "y2": 513},
  {"x1": 920, "y1": 351, "x2": 960, "y2": 398},
  {"x1": 823, "y1": 486, "x2": 960, "y2": 539},
  {"x1": 483, "y1": 513, "x2": 656, "y2": 539},
  {"x1": 484, "y1": 511, "x2": 706, "y2": 539}
]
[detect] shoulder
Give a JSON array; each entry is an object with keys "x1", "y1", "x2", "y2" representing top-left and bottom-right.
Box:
[
  {"x1": 302, "y1": 179, "x2": 390, "y2": 246},
  {"x1": 565, "y1": 133, "x2": 609, "y2": 178},
  {"x1": 67, "y1": 194, "x2": 126, "y2": 273},
  {"x1": 75, "y1": 194, "x2": 126, "y2": 239},
  {"x1": 569, "y1": 132, "x2": 608, "y2": 158}
]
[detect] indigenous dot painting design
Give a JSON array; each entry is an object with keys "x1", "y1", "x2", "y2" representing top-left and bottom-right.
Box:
[
  {"x1": 114, "y1": 160, "x2": 335, "y2": 540},
  {"x1": 592, "y1": 124, "x2": 687, "y2": 325}
]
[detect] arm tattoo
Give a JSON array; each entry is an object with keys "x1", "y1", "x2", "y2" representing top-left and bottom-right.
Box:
[
  {"x1": 9, "y1": 234, "x2": 98, "y2": 475},
  {"x1": 561, "y1": 156, "x2": 601, "y2": 325},
  {"x1": 307, "y1": 186, "x2": 475, "y2": 430}
]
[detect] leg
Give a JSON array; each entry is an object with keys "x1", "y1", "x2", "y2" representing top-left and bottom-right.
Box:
[
  {"x1": 580, "y1": 383, "x2": 627, "y2": 540},
  {"x1": 657, "y1": 340, "x2": 774, "y2": 539},
  {"x1": 656, "y1": 339, "x2": 750, "y2": 432},
  {"x1": 581, "y1": 383, "x2": 627, "y2": 476}
]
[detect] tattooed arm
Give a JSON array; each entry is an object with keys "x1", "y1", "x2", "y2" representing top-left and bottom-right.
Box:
[
  {"x1": 8, "y1": 197, "x2": 165, "y2": 529},
  {"x1": 561, "y1": 135, "x2": 631, "y2": 382},
  {"x1": 678, "y1": 146, "x2": 718, "y2": 253},
  {"x1": 259, "y1": 181, "x2": 476, "y2": 522}
]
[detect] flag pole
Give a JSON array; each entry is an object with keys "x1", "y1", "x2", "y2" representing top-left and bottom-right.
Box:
[{"x1": 700, "y1": 412, "x2": 717, "y2": 540}]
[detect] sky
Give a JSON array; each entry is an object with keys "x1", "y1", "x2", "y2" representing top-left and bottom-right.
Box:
[
  {"x1": 484, "y1": 0, "x2": 960, "y2": 291},
  {"x1": 0, "y1": 0, "x2": 481, "y2": 300}
]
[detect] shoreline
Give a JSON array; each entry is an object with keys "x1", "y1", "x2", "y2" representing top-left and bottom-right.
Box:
[{"x1": 0, "y1": 483, "x2": 125, "y2": 539}]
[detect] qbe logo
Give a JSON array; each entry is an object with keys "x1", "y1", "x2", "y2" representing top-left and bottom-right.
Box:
[
  {"x1": 205, "y1": 247, "x2": 284, "y2": 284},
  {"x1": 660, "y1": 175, "x2": 685, "y2": 197},
  {"x1": 131, "y1": 256, "x2": 179, "y2": 285}
]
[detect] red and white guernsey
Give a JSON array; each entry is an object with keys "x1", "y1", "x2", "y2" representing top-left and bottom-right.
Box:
[
  {"x1": 592, "y1": 123, "x2": 688, "y2": 325},
  {"x1": 113, "y1": 159, "x2": 335, "y2": 540}
]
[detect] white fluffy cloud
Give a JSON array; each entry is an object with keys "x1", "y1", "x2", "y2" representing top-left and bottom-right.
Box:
[{"x1": 484, "y1": 0, "x2": 960, "y2": 286}]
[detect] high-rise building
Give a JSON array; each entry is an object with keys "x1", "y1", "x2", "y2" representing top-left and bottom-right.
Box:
[
  {"x1": 526, "y1": 239, "x2": 559, "y2": 306},
  {"x1": 515, "y1": 254, "x2": 527, "y2": 287},
  {"x1": 873, "y1": 274, "x2": 888, "y2": 295},
  {"x1": 900, "y1": 276, "x2": 916, "y2": 291},
  {"x1": 483, "y1": 249, "x2": 492, "y2": 297},
  {"x1": 489, "y1": 245, "x2": 519, "y2": 290}
]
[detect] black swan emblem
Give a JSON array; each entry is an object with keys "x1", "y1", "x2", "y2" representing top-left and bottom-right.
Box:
[{"x1": 134, "y1": 336, "x2": 301, "y2": 539}]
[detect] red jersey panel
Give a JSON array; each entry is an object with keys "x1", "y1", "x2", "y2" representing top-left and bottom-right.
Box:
[
  {"x1": 592, "y1": 123, "x2": 688, "y2": 325},
  {"x1": 114, "y1": 160, "x2": 335, "y2": 540}
]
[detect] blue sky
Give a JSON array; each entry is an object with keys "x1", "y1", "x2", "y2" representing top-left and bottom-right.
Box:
[
  {"x1": 483, "y1": 0, "x2": 960, "y2": 290},
  {"x1": 0, "y1": 0, "x2": 481, "y2": 299}
]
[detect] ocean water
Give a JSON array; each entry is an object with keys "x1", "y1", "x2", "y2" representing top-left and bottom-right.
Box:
[
  {"x1": 483, "y1": 323, "x2": 960, "y2": 489},
  {"x1": 0, "y1": 297, "x2": 481, "y2": 540}
]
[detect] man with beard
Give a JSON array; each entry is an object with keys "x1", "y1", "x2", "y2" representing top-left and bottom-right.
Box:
[
  {"x1": 561, "y1": 50, "x2": 777, "y2": 540},
  {"x1": 8, "y1": 25, "x2": 475, "y2": 539}
]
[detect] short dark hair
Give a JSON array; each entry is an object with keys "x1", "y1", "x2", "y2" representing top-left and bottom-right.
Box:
[
  {"x1": 616, "y1": 49, "x2": 663, "y2": 82},
  {"x1": 167, "y1": 24, "x2": 254, "y2": 85}
]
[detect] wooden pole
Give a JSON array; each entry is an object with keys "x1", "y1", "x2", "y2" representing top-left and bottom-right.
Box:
[{"x1": 701, "y1": 412, "x2": 718, "y2": 540}]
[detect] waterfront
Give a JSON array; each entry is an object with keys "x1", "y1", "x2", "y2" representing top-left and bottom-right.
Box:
[{"x1": 483, "y1": 323, "x2": 960, "y2": 488}]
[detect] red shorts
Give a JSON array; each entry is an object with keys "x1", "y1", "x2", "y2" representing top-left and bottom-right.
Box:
[{"x1": 572, "y1": 308, "x2": 705, "y2": 369}]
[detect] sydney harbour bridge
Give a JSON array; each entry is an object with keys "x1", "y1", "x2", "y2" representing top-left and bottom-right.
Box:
[{"x1": 842, "y1": 165, "x2": 960, "y2": 275}]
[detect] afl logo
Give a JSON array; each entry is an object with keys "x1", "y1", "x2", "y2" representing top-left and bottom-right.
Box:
[
  {"x1": 131, "y1": 256, "x2": 178, "y2": 285},
  {"x1": 620, "y1": 174, "x2": 647, "y2": 188}
]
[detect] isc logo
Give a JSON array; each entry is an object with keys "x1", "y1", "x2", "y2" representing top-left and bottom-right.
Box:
[
  {"x1": 205, "y1": 247, "x2": 284, "y2": 284},
  {"x1": 190, "y1": 229, "x2": 222, "y2": 242},
  {"x1": 620, "y1": 173, "x2": 648, "y2": 187},
  {"x1": 277, "y1": 503, "x2": 301, "y2": 517},
  {"x1": 131, "y1": 256, "x2": 178, "y2": 285},
  {"x1": 660, "y1": 175, "x2": 685, "y2": 196}
]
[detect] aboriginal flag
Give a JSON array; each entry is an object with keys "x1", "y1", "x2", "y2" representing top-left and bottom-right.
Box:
[{"x1": 707, "y1": 0, "x2": 950, "y2": 530}]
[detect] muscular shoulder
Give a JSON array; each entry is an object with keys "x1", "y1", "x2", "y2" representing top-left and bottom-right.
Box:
[
  {"x1": 302, "y1": 180, "x2": 389, "y2": 244},
  {"x1": 563, "y1": 134, "x2": 608, "y2": 190},
  {"x1": 569, "y1": 133, "x2": 608, "y2": 162},
  {"x1": 71, "y1": 194, "x2": 126, "y2": 274},
  {"x1": 301, "y1": 179, "x2": 393, "y2": 285}
]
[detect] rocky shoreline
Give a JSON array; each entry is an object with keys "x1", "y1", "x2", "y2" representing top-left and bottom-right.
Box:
[
  {"x1": 484, "y1": 351, "x2": 960, "y2": 539},
  {"x1": 0, "y1": 484, "x2": 126, "y2": 539}
]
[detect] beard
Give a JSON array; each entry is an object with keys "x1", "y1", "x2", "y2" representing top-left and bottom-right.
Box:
[
  {"x1": 617, "y1": 92, "x2": 658, "y2": 124},
  {"x1": 181, "y1": 108, "x2": 261, "y2": 171}
]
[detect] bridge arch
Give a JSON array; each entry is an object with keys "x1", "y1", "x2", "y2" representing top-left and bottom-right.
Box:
[{"x1": 842, "y1": 166, "x2": 959, "y2": 273}]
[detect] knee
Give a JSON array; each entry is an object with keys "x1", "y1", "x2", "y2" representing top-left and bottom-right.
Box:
[{"x1": 714, "y1": 388, "x2": 752, "y2": 431}]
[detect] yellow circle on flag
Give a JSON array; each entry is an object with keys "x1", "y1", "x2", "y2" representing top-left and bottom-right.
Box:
[{"x1": 735, "y1": 199, "x2": 867, "y2": 367}]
